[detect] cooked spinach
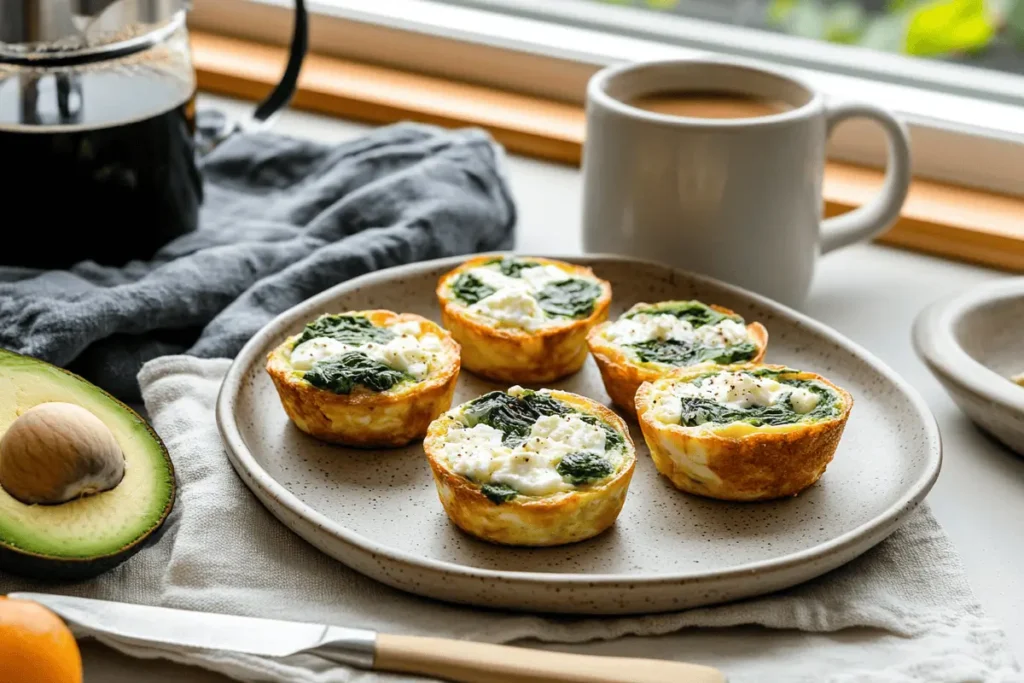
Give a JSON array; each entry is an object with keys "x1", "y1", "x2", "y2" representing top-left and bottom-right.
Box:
[
  {"x1": 462, "y1": 390, "x2": 625, "y2": 453},
  {"x1": 295, "y1": 314, "x2": 395, "y2": 347},
  {"x1": 630, "y1": 339, "x2": 758, "y2": 367},
  {"x1": 627, "y1": 300, "x2": 740, "y2": 329},
  {"x1": 486, "y1": 257, "x2": 539, "y2": 278},
  {"x1": 621, "y1": 301, "x2": 754, "y2": 366},
  {"x1": 520, "y1": 391, "x2": 572, "y2": 417},
  {"x1": 462, "y1": 390, "x2": 626, "y2": 496},
  {"x1": 462, "y1": 390, "x2": 571, "y2": 445},
  {"x1": 578, "y1": 414, "x2": 625, "y2": 451},
  {"x1": 557, "y1": 451, "x2": 615, "y2": 485},
  {"x1": 677, "y1": 377, "x2": 839, "y2": 428},
  {"x1": 535, "y1": 279, "x2": 602, "y2": 318},
  {"x1": 303, "y1": 351, "x2": 409, "y2": 394},
  {"x1": 451, "y1": 273, "x2": 496, "y2": 304},
  {"x1": 745, "y1": 366, "x2": 799, "y2": 379},
  {"x1": 789, "y1": 379, "x2": 840, "y2": 418},
  {"x1": 480, "y1": 483, "x2": 519, "y2": 504},
  {"x1": 679, "y1": 396, "x2": 792, "y2": 427}
]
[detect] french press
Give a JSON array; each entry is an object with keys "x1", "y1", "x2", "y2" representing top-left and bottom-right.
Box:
[{"x1": 0, "y1": 0, "x2": 308, "y2": 269}]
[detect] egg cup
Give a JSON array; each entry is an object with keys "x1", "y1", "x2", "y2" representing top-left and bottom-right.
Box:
[
  {"x1": 436, "y1": 256, "x2": 612, "y2": 384},
  {"x1": 424, "y1": 389, "x2": 635, "y2": 546},
  {"x1": 588, "y1": 301, "x2": 768, "y2": 419},
  {"x1": 266, "y1": 310, "x2": 461, "y2": 447},
  {"x1": 635, "y1": 365, "x2": 852, "y2": 501}
]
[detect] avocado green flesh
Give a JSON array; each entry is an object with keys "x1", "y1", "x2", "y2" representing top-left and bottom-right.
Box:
[{"x1": 0, "y1": 350, "x2": 174, "y2": 561}]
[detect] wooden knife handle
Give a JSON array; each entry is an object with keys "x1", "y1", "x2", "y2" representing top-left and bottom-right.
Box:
[{"x1": 374, "y1": 634, "x2": 726, "y2": 683}]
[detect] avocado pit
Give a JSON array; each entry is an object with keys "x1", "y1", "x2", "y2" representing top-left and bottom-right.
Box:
[{"x1": 0, "y1": 402, "x2": 125, "y2": 505}]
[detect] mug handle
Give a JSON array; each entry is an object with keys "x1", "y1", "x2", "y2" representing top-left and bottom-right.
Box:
[{"x1": 819, "y1": 103, "x2": 912, "y2": 254}]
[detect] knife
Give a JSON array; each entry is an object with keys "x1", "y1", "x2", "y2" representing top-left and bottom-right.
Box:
[{"x1": 11, "y1": 593, "x2": 726, "y2": 683}]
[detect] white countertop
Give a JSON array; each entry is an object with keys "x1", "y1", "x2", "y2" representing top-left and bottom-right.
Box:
[{"x1": 81, "y1": 96, "x2": 1022, "y2": 680}]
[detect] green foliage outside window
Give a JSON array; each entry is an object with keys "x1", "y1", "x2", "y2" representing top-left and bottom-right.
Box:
[{"x1": 600, "y1": 0, "x2": 1024, "y2": 59}]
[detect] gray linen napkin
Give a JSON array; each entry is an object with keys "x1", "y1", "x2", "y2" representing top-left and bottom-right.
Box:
[
  {"x1": 2, "y1": 356, "x2": 1017, "y2": 682},
  {"x1": 0, "y1": 123, "x2": 515, "y2": 402}
]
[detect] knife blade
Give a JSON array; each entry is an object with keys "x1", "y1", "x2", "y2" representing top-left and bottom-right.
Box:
[
  {"x1": 9, "y1": 592, "x2": 376, "y2": 667},
  {"x1": 10, "y1": 592, "x2": 727, "y2": 683}
]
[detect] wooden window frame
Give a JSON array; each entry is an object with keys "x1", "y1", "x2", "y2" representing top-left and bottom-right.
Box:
[
  {"x1": 189, "y1": 0, "x2": 1024, "y2": 199},
  {"x1": 189, "y1": 29, "x2": 1024, "y2": 271}
]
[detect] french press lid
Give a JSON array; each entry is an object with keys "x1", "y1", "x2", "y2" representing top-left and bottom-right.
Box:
[
  {"x1": 0, "y1": 0, "x2": 190, "y2": 65},
  {"x1": 0, "y1": 0, "x2": 307, "y2": 144},
  {"x1": 0, "y1": 0, "x2": 194, "y2": 130}
]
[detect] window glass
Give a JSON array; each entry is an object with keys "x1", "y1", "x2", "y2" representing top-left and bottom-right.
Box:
[{"x1": 586, "y1": 0, "x2": 1022, "y2": 76}]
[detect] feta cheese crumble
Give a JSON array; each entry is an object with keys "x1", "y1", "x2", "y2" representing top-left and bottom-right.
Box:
[
  {"x1": 650, "y1": 371, "x2": 823, "y2": 425},
  {"x1": 603, "y1": 313, "x2": 750, "y2": 350},
  {"x1": 290, "y1": 324, "x2": 443, "y2": 381},
  {"x1": 456, "y1": 261, "x2": 599, "y2": 330},
  {"x1": 441, "y1": 409, "x2": 621, "y2": 497}
]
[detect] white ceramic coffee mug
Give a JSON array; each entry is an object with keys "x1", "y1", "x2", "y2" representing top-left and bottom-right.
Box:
[{"x1": 581, "y1": 59, "x2": 911, "y2": 307}]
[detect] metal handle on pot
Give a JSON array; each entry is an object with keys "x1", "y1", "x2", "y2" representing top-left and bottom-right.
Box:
[
  {"x1": 195, "y1": 0, "x2": 308, "y2": 153},
  {"x1": 251, "y1": 0, "x2": 308, "y2": 127}
]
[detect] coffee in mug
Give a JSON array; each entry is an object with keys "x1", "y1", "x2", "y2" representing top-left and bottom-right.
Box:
[
  {"x1": 628, "y1": 91, "x2": 792, "y2": 119},
  {"x1": 582, "y1": 59, "x2": 912, "y2": 307}
]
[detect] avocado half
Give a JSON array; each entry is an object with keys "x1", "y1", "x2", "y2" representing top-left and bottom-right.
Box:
[{"x1": 0, "y1": 349, "x2": 175, "y2": 580}]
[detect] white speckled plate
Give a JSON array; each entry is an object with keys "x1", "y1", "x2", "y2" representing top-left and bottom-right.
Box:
[{"x1": 217, "y1": 255, "x2": 941, "y2": 615}]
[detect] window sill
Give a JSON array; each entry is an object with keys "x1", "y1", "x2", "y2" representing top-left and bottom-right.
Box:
[{"x1": 191, "y1": 30, "x2": 1024, "y2": 272}]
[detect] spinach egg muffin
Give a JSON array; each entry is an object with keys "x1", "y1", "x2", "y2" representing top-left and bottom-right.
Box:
[
  {"x1": 588, "y1": 300, "x2": 767, "y2": 418},
  {"x1": 266, "y1": 310, "x2": 460, "y2": 447},
  {"x1": 636, "y1": 365, "x2": 852, "y2": 501},
  {"x1": 424, "y1": 386, "x2": 635, "y2": 546},
  {"x1": 436, "y1": 256, "x2": 612, "y2": 383}
]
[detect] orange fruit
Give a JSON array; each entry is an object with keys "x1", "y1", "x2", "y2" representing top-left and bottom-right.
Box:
[{"x1": 0, "y1": 596, "x2": 83, "y2": 683}]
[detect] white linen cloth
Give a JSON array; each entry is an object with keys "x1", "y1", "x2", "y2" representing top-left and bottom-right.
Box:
[{"x1": 4, "y1": 356, "x2": 1017, "y2": 682}]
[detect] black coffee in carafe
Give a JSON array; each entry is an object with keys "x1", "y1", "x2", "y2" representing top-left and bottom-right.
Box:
[
  {"x1": 0, "y1": 74, "x2": 202, "y2": 269},
  {"x1": 0, "y1": 3, "x2": 201, "y2": 269}
]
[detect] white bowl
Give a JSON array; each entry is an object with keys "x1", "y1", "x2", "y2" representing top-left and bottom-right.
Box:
[{"x1": 913, "y1": 277, "x2": 1024, "y2": 455}]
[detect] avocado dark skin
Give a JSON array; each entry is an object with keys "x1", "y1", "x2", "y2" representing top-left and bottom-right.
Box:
[{"x1": 0, "y1": 507, "x2": 175, "y2": 580}]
